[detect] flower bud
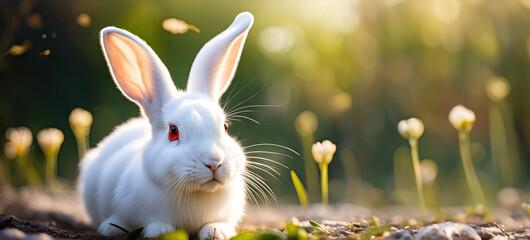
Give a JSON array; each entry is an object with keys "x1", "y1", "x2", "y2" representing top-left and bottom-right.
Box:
[
  {"x1": 69, "y1": 108, "x2": 93, "y2": 137},
  {"x1": 311, "y1": 140, "x2": 336, "y2": 165},
  {"x1": 397, "y1": 118, "x2": 424, "y2": 140},
  {"x1": 449, "y1": 105, "x2": 476, "y2": 132},
  {"x1": 5, "y1": 127, "x2": 33, "y2": 158},
  {"x1": 37, "y1": 128, "x2": 64, "y2": 157}
]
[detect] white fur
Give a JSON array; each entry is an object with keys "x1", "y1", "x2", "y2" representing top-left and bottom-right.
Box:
[{"x1": 78, "y1": 12, "x2": 254, "y2": 239}]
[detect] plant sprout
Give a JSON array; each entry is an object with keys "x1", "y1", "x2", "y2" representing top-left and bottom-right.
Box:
[
  {"x1": 69, "y1": 108, "x2": 93, "y2": 159},
  {"x1": 397, "y1": 117, "x2": 426, "y2": 222},
  {"x1": 309, "y1": 220, "x2": 329, "y2": 234},
  {"x1": 4, "y1": 127, "x2": 40, "y2": 185},
  {"x1": 486, "y1": 76, "x2": 521, "y2": 186},
  {"x1": 295, "y1": 110, "x2": 320, "y2": 199},
  {"x1": 311, "y1": 140, "x2": 336, "y2": 206},
  {"x1": 449, "y1": 105, "x2": 491, "y2": 220},
  {"x1": 37, "y1": 128, "x2": 64, "y2": 187},
  {"x1": 290, "y1": 170, "x2": 308, "y2": 208}
]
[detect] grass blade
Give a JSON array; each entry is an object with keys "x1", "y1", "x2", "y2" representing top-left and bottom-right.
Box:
[
  {"x1": 126, "y1": 227, "x2": 143, "y2": 240},
  {"x1": 309, "y1": 220, "x2": 330, "y2": 234},
  {"x1": 290, "y1": 171, "x2": 308, "y2": 208},
  {"x1": 109, "y1": 223, "x2": 130, "y2": 234}
]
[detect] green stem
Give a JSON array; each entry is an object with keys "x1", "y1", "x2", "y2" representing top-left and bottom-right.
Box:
[
  {"x1": 301, "y1": 133, "x2": 319, "y2": 200},
  {"x1": 489, "y1": 105, "x2": 513, "y2": 186},
  {"x1": 45, "y1": 153, "x2": 57, "y2": 187},
  {"x1": 321, "y1": 162, "x2": 328, "y2": 206},
  {"x1": 75, "y1": 134, "x2": 88, "y2": 160},
  {"x1": 424, "y1": 183, "x2": 443, "y2": 221},
  {"x1": 17, "y1": 155, "x2": 40, "y2": 185},
  {"x1": 458, "y1": 130, "x2": 491, "y2": 220},
  {"x1": 499, "y1": 101, "x2": 522, "y2": 185},
  {"x1": 409, "y1": 138, "x2": 426, "y2": 223}
]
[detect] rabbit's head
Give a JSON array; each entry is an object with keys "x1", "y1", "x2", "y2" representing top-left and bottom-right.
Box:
[{"x1": 100, "y1": 12, "x2": 253, "y2": 193}]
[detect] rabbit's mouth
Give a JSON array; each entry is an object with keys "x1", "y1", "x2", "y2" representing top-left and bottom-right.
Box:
[
  {"x1": 202, "y1": 178, "x2": 223, "y2": 185},
  {"x1": 199, "y1": 178, "x2": 224, "y2": 192}
]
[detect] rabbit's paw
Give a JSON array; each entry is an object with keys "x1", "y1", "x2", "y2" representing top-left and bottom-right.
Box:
[
  {"x1": 143, "y1": 221, "x2": 175, "y2": 238},
  {"x1": 98, "y1": 216, "x2": 128, "y2": 236},
  {"x1": 198, "y1": 223, "x2": 236, "y2": 240}
]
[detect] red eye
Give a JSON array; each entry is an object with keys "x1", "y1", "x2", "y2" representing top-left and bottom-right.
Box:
[
  {"x1": 168, "y1": 125, "x2": 179, "y2": 141},
  {"x1": 224, "y1": 123, "x2": 228, "y2": 133}
]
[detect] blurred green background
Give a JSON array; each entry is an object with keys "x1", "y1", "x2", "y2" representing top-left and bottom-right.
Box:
[{"x1": 1, "y1": 0, "x2": 529, "y2": 208}]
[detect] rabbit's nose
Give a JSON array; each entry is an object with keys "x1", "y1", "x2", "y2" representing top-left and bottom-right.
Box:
[{"x1": 205, "y1": 163, "x2": 221, "y2": 173}]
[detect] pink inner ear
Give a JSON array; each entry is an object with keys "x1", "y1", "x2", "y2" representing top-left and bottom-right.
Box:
[
  {"x1": 104, "y1": 32, "x2": 154, "y2": 102},
  {"x1": 214, "y1": 31, "x2": 247, "y2": 96}
]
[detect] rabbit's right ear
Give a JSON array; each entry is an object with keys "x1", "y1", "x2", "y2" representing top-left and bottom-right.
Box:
[
  {"x1": 100, "y1": 27, "x2": 176, "y2": 120},
  {"x1": 187, "y1": 12, "x2": 254, "y2": 101}
]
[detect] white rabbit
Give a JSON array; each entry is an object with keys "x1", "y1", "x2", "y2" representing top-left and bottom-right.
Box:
[{"x1": 78, "y1": 12, "x2": 254, "y2": 239}]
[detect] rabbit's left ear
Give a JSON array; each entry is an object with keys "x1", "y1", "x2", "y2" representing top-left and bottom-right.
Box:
[
  {"x1": 187, "y1": 12, "x2": 254, "y2": 101},
  {"x1": 100, "y1": 27, "x2": 176, "y2": 122}
]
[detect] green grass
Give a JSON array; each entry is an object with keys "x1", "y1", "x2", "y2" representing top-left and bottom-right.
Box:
[{"x1": 291, "y1": 170, "x2": 308, "y2": 208}]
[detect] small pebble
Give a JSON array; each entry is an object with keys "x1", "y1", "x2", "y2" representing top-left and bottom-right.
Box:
[
  {"x1": 322, "y1": 220, "x2": 349, "y2": 228},
  {"x1": 490, "y1": 236, "x2": 508, "y2": 240},
  {"x1": 26, "y1": 233, "x2": 53, "y2": 240},
  {"x1": 473, "y1": 226, "x2": 503, "y2": 239},
  {"x1": 382, "y1": 228, "x2": 413, "y2": 240},
  {"x1": 359, "y1": 219, "x2": 369, "y2": 227},
  {"x1": 0, "y1": 228, "x2": 26, "y2": 240},
  {"x1": 416, "y1": 222, "x2": 480, "y2": 240}
]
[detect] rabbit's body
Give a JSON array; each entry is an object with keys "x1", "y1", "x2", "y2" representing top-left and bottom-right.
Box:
[
  {"x1": 78, "y1": 13, "x2": 254, "y2": 239},
  {"x1": 79, "y1": 118, "x2": 246, "y2": 237}
]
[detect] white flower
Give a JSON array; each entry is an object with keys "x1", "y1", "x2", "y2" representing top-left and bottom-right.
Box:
[
  {"x1": 295, "y1": 111, "x2": 318, "y2": 135},
  {"x1": 485, "y1": 76, "x2": 510, "y2": 103},
  {"x1": 397, "y1": 118, "x2": 424, "y2": 140},
  {"x1": 37, "y1": 128, "x2": 64, "y2": 156},
  {"x1": 311, "y1": 140, "x2": 336, "y2": 165},
  {"x1": 4, "y1": 127, "x2": 33, "y2": 159},
  {"x1": 69, "y1": 108, "x2": 93, "y2": 137},
  {"x1": 449, "y1": 105, "x2": 476, "y2": 132},
  {"x1": 420, "y1": 159, "x2": 438, "y2": 185}
]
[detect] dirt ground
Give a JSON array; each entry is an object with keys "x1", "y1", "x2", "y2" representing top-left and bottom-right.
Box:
[{"x1": 0, "y1": 186, "x2": 529, "y2": 239}]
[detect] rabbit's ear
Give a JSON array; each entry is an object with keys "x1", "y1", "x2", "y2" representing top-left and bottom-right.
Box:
[
  {"x1": 187, "y1": 12, "x2": 254, "y2": 101},
  {"x1": 100, "y1": 27, "x2": 176, "y2": 119}
]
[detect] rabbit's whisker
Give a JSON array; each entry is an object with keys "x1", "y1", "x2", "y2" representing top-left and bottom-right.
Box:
[
  {"x1": 242, "y1": 173, "x2": 271, "y2": 208},
  {"x1": 246, "y1": 156, "x2": 288, "y2": 169},
  {"x1": 222, "y1": 76, "x2": 259, "y2": 111},
  {"x1": 228, "y1": 115, "x2": 260, "y2": 124},
  {"x1": 225, "y1": 78, "x2": 269, "y2": 114},
  {"x1": 243, "y1": 171, "x2": 277, "y2": 205},
  {"x1": 244, "y1": 151, "x2": 293, "y2": 159},
  {"x1": 244, "y1": 143, "x2": 299, "y2": 156},
  {"x1": 246, "y1": 163, "x2": 280, "y2": 180}
]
